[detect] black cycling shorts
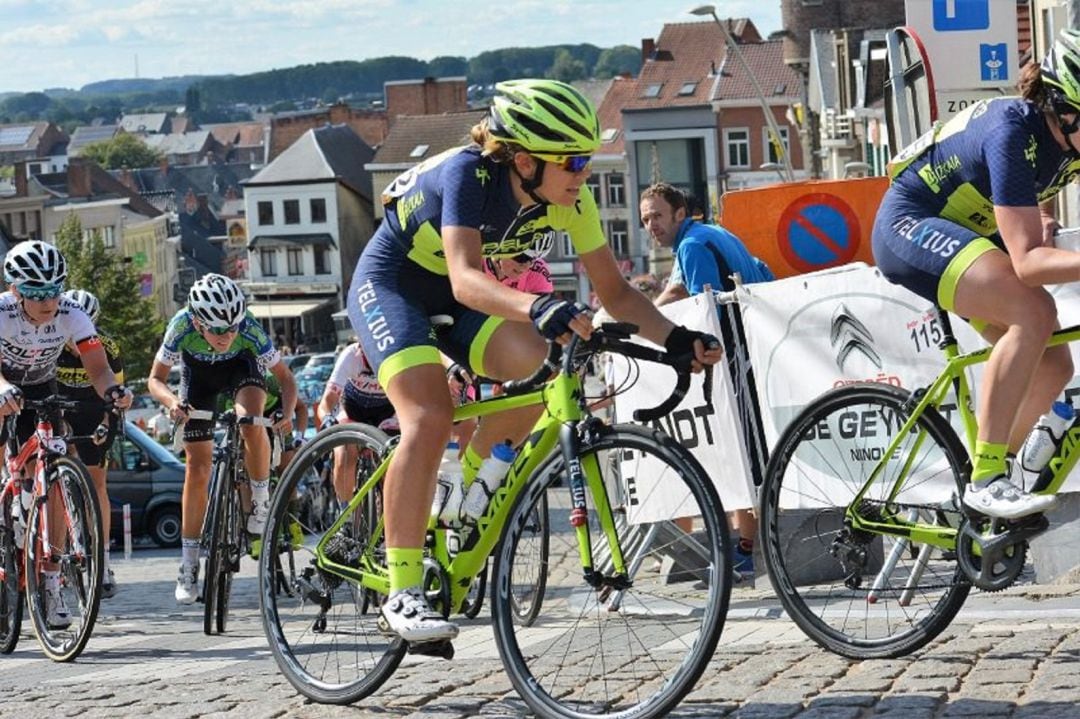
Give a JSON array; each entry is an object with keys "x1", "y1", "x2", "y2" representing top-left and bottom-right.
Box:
[
  {"x1": 180, "y1": 354, "x2": 265, "y2": 442},
  {"x1": 66, "y1": 404, "x2": 117, "y2": 468}
]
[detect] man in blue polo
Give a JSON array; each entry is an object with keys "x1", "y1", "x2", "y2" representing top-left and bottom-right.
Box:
[{"x1": 641, "y1": 182, "x2": 773, "y2": 578}]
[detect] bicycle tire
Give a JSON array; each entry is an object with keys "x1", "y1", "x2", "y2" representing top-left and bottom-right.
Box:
[
  {"x1": 259, "y1": 423, "x2": 403, "y2": 705},
  {"x1": 0, "y1": 490, "x2": 23, "y2": 654},
  {"x1": 491, "y1": 423, "x2": 731, "y2": 719},
  {"x1": 460, "y1": 557, "x2": 486, "y2": 619},
  {"x1": 508, "y1": 488, "x2": 548, "y2": 626},
  {"x1": 214, "y1": 479, "x2": 242, "y2": 634},
  {"x1": 760, "y1": 383, "x2": 971, "y2": 659},
  {"x1": 203, "y1": 458, "x2": 231, "y2": 636},
  {"x1": 24, "y1": 456, "x2": 103, "y2": 662}
]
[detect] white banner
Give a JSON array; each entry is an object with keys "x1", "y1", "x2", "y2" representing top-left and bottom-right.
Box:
[{"x1": 610, "y1": 293, "x2": 755, "y2": 520}]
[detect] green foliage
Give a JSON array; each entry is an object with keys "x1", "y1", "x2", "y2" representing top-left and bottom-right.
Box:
[
  {"x1": 548, "y1": 49, "x2": 587, "y2": 83},
  {"x1": 53, "y1": 214, "x2": 164, "y2": 380},
  {"x1": 593, "y1": 46, "x2": 641, "y2": 79},
  {"x1": 79, "y1": 133, "x2": 162, "y2": 170}
]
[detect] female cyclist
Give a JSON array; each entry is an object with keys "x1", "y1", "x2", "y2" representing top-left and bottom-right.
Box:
[
  {"x1": 347, "y1": 78, "x2": 720, "y2": 643},
  {"x1": 872, "y1": 30, "x2": 1080, "y2": 520}
]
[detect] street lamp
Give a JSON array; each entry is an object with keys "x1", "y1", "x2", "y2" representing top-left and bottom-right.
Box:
[
  {"x1": 690, "y1": 4, "x2": 796, "y2": 182},
  {"x1": 759, "y1": 162, "x2": 786, "y2": 182}
]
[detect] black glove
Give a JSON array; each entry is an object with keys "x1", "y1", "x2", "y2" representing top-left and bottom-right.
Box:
[
  {"x1": 529, "y1": 295, "x2": 587, "y2": 340},
  {"x1": 664, "y1": 326, "x2": 720, "y2": 356},
  {"x1": 319, "y1": 415, "x2": 338, "y2": 432}
]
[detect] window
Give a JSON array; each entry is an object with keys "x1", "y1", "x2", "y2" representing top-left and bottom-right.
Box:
[
  {"x1": 260, "y1": 248, "x2": 277, "y2": 276},
  {"x1": 310, "y1": 198, "x2": 327, "y2": 224},
  {"x1": 314, "y1": 246, "x2": 330, "y2": 275},
  {"x1": 257, "y1": 201, "x2": 274, "y2": 225},
  {"x1": 642, "y1": 83, "x2": 663, "y2": 98},
  {"x1": 283, "y1": 199, "x2": 300, "y2": 225},
  {"x1": 606, "y1": 173, "x2": 625, "y2": 207},
  {"x1": 409, "y1": 144, "x2": 429, "y2": 158},
  {"x1": 678, "y1": 81, "x2": 698, "y2": 96},
  {"x1": 559, "y1": 232, "x2": 576, "y2": 258},
  {"x1": 287, "y1": 247, "x2": 303, "y2": 276},
  {"x1": 608, "y1": 220, "x2": 628, "y2": 257},
  {"x1": 724, "y1": 128, "x2": 750, "y2": 169},
  {"x1": 763, "y1": 125, "x2": 791, "y2": 165},
  {"x1": 585, "y1": 176, "x2": 601, "y2": 206}
]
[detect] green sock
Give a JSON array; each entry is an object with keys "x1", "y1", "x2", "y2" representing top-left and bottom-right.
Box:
[
  {"x1": 461, "y1": 443, "x2": 482, "y2": 487},
  {"x1": 971, "y1": 440, "x2": 1008, "y2": 484},
  {"x1": 386, "y1": 547, "x2": 423, "y2": 593}
]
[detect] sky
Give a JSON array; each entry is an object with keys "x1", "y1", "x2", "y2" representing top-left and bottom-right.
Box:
[{"x1": 0, "y1": 0, "x2": 782, "y2": 94}]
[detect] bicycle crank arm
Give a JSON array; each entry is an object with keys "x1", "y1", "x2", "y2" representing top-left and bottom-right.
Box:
[{"x1": 408, "y1": 639, "x2": 455, "y2": 660}]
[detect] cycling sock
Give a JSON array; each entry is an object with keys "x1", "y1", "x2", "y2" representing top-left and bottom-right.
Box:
[
  {"x1": 971, "y1": 440, "x2": 1008, "y2": 484},
  {"x1": 104, "y1": 548, "x2": 111, "y2": 570},
  {"x1": 43, "y1": 569, "x2": 60, "y2": 589},
  {"x1": 387, "y1": 547, "x2": 423, "y2": 593},
  {"x1": 181, "y1": 538, "x2": 200, "y2": 568},
  {"x1": 251, "y1": 478, "x2": 270, "y2": 501},
  {"x1": 462, "y1": 444, "x2": 482, "y2": 487}
]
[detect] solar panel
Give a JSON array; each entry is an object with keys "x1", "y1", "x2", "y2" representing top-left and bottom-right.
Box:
[{"x1": 0, "y1": 126, "x2": 34, "y2": 147}]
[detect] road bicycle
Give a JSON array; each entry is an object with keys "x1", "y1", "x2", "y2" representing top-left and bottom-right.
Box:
[
  {"x1": 182, "y1": 408, "x2": 280, "y2": 636},
  {"x1": 0, "y1": 395, "x2": 104, "y2": 662},
  {"x1": 258, "y1": 324, "x2": 732, "y2": 719},
  {"x1": 760, "y1": 306, "x2": 1080, "y2": 659}
]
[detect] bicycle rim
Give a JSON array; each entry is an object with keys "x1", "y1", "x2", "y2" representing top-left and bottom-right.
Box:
[
  {"x1": 509, "y1": 491, "x2": 548, "y2": 626},
  {"x1": 203, "y1": 460, "x2": 229, "y2": 636},
  {"x1": 25, "y1": 457, "x2": 103, "y2": 662},
  {"x1": 259, "y1": 423, "x2": 404, "y2": 705},
  {"x1": 761, "y1": 383, "x2": 971, "y2": 659},
  {"x1": 491, "y1": 424, "x2": 731, "y2": 719},
  {"x1": 0, "y1": 491, "x2": 22, "y2": 654}
]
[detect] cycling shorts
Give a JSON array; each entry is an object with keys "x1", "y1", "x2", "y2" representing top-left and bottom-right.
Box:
[
  {"x1": 347, "y1": 232, "x2": 507, "y2": 388},
  {"x1": 66, "y1": 405, "x2": 118, "y2": 468},
  {"x1": 871, "y1": 191, "x2": 999, "y2": 312},
  {"x1": 180, "y1": 354, "x2": 265, "y2": 443}
]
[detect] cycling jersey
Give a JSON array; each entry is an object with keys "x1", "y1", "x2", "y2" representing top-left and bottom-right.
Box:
[
  {"x1": 58, "y1": 332, "x2": 125, "y2": 468},
  {"x1": 57, "y1": 333, "x2": 125, "y2": 401},
  {"x1": 326, "y1": 343, "x2": 390, "y2": 407},
  {"x1": 0, "y1": 293, "x2": 99, "y2": 386},
  {"x1": 484, "y1": 258, "x2": 555, "y2": 294},
  {"x1": 349, "y1": 144, "x2": 606, "y2": 385},
  {"x1": 155, "y1": 308, "x2": 279, "y2": 374},
  {"x1": 873, "y1": 97, "x2": 1080, "y2": 310}
]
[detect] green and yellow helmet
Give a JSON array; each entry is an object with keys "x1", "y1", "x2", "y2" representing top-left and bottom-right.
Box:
[
  {"x1": 487, "y1": 79, "x2": 601, "y2": 155},
  {"x1": 1041, "y1": 28, "x2": 1080, "y2": 111}
]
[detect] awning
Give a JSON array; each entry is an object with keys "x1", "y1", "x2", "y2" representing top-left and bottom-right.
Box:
[
  {"x1": 247, "y1": 298, "x2": 333, "y2": 319},
  {"x1": 247, "y1": 233, "x2": 336, "y2": 249}
]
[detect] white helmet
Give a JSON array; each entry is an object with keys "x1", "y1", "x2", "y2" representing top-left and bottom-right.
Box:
[
  {"x1": 188, "y1": 273, "x2": 245, "y2": 328},
  {"x1": 64, "y1": 289, "x2": 100, "y2": 323},
  {"x1": 4, "y1": 240, "x2": 67, "y2": 288}
]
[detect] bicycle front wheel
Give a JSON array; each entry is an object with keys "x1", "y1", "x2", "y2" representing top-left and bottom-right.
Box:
[
  {"x1": 491, "y1": 423, "x2": 731, "y2": 719},
  {"x1": 259, "y1": 423, "x2": 403, "y2": 705},
  {"x1": 760, "y1": 383, "x2": 971, "y2": 659},
  {"x1": 25, "y1": 456, "x2": 103, "y2": 662},
  {"x1": 0, "y1": 489, "x2": 23, "y2": 654},
  {"x1": 203, "y1": 458, "x2": 236, "y2": 636}
]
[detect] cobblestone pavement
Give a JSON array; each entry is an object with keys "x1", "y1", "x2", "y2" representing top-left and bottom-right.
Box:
[{"x1": 2, "y1": 548, "x2": 1080, "y2": 718}]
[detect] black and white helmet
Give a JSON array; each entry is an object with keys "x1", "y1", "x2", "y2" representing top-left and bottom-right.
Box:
[
  {"x1": 64, "y1": 289, "x2": 100, "y2": 323},
  {"x1": 4, "y1": 240, "x2": 67, "y2": 288},
  {"x1": 188, "y1": 273, "x2": 245, "y2": 328}
]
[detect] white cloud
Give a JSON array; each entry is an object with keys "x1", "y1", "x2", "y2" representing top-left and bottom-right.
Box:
[{"x1": 0, "y1": 23, "x2": 81, "y2": 46}]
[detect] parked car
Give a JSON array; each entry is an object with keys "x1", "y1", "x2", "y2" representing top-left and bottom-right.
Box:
[
  {"x1": 126, "y1": 393, "x2": 160, "y2": 426},
  {"x1": 106, "y1": 421, "x2": 185, "y2": 548},
  {"x1": 303, "y1": 352, "x2": 337, "y2": 370},
  {"x1": 295, "y1": 364, "x2": 333, "y2": 406},
  {"x1": 284, "y1": 353, "x2": 311, "y2": 371}
]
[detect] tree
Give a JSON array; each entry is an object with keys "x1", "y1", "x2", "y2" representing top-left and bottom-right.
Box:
[
  {"x1": 547, "y1": 49, "x2": 587, "y2": 83},
  {"x1": 53, "y1": 214, "x2": 164, "y2": 380},
  {"x1": 79, "y1": 133, "x2": 162, "y2": 170},
  {"x1": 593, "y1": 45, "x2": 641, "y2": 79}
]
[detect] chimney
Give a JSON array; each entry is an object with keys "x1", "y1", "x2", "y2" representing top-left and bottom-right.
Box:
[
  {"x1": 14, "y1": 162, "x2": 28, "y2": 197},
  {"x1": 641, "y1": 38, "x2": 656, "y2": 64},
  {"x1": 159, "y1": 156, "x2": 169, "y2": 176},
  {"x1": 67, "y1": 157, "x2": 92, "y2": 198}
]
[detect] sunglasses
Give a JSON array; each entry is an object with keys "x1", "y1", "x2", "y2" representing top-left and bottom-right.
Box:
[
  {"x1": 534, "y1": 153, "x2": 592, "y2": 173},
  {"x1": 201, "y1": 322, "x2": 240, "y2": 336},
  {"x1": 18, "y1": 283, "x2": 63, "y2": 301}
]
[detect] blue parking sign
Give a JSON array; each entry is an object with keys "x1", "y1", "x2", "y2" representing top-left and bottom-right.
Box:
[
  {"x1": 932, "y1": 0, "x2": 990, "y2": 31},
  {"x1": 980, "y1": 43, "x2": 1007, "y2": 81}
]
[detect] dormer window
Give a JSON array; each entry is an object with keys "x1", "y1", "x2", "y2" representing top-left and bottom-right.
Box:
[
  {"x1": 409, "y1": 144, "x2": 429, "y2": 158},
  {"x1": 678, "y1": 81, "x2": 698, "y2": 96},
  {"x1": 642, "y1": 83, "x2": 663, "y2": 99},
  {"x1": 601, "y1": 128, "x2": 619, "y2": 143}
]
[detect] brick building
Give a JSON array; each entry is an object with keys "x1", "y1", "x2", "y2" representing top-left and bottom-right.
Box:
[
  {"x1": 269, "y1": 104, "x2": 388, "y2": 162},
  {"x1": 384, "y1": 76, "x2": 468, "y2": 120}
]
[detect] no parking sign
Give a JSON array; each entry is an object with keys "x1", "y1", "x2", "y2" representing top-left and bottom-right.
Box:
[{"x1": 777, "y1": 193, "x2": 860, "y2": 273}]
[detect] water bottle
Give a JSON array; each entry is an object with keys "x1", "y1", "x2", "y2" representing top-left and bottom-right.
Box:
[
  {"x1": 1020, "y1": 401, "x2": 1076, "y2": 475},
  {"x1": 462, "y1": 441, "x2": 516, "y2": 523},
  {"x1": 11, "y1": 496, "x2": 24, "y2": 550},
  {"x1": 431, "y1": 442, "x2": 464, "y2": 527}
]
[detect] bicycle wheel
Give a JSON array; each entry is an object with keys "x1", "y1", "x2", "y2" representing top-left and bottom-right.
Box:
[
  {"x1": 0, "y1": 490, "x2": 23, "y2": 654},
  {"x1": 24, "y1": 456, "x2": 103, "y2": 662},
  {"x1": 259, "y1": 423, "x2": 402, "y2": 705},
  {"x1": 760, "y1": 383, "x2": 971, "y2": 659},
  {"x1": 213, "y1": 480, "x2": 242, "y2": 634},
  {"x1": 460, "y1": 556, "x2": 486, "y2": 619},
  {"x1": 202, "y1": 458, "x2": 231, "y2": 636},
  {"x1": 491, "y1": 423, "x2": 731, "y2": 719},
  {"x1": 508, "y1": 489, "x2": 547, "y2": 626}
]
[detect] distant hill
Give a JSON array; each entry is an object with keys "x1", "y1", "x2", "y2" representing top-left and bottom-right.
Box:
[{"x1": 79, "y1": 75, "x2": 216, "y2": 95}]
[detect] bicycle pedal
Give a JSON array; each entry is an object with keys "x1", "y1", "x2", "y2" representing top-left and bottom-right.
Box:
[{"x1": 407, "y1": 638, "x2": 455, "y2": 660}]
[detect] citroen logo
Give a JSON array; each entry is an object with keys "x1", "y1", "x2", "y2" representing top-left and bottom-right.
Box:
[{"x1": 830, "y1": 303, "x2": 881, "y2": 370}]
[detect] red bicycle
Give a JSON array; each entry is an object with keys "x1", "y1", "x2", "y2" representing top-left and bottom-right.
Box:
[{"x1": 0, "y1": 394, "x2": 104, "y2": 661}]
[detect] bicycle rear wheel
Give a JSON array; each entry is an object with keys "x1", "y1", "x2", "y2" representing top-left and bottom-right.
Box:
[
  {"x1": 25, "y1": 457, "x2": 103, "y2": 662},
  {"x1": 259, "y1": 423, "x2": 403, "y2": 705},
  {"x1": 760, "y1": 383, "x2": 971, "y2": 659},
  {"x1": 0, "y1": 489, "x2": 23, "y2": 654},
  {"x1": 491, "y1": 423, "x2": 731, "y2": 719}
]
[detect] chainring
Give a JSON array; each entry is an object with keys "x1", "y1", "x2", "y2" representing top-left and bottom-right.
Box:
[
  {"x1": 956, "y1": 517, "x2": 1028, "y2": 592},
  {"x1": 422, "y1": 557, "x2": 452, "y2": 618}
]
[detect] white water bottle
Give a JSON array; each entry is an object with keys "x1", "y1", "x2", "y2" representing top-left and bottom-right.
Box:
[
  {"x1": 1021, "y1": 401, "x2": 1076, "y2": 475},
  {"x1": 431, "y1": 442, "x2": 464, "y2": 527},
  {"x1": 462, "y1": 441, "x2": 516, "y2": 523}
]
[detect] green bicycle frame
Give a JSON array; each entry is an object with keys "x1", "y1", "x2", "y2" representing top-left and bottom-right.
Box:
[
  {"x1": 315, "y1": 368, "x2": 627, "y2": 612},
  {"x1": 845, "y1": 320, "x2": 1080, "y2": 550}
]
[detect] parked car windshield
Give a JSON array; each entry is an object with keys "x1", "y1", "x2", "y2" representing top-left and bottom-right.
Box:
[{"x1": 125, "y1": 421, "x2": 184, "y2": 467}]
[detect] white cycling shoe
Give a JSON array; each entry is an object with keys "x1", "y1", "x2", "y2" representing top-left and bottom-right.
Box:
[
  {"x1": 962, "y1": 475, "x2": 1056, "y2": 520},
  {"x1": 380, "y1": 588, "x2": 458, "y2": 643}
]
